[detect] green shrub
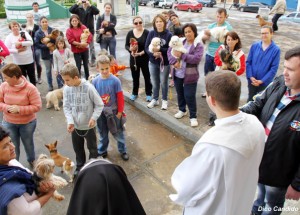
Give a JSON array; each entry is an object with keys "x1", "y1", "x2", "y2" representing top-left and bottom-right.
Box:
[{"x1": 0, "y1": 12, "x2": 6, "y2": 19}]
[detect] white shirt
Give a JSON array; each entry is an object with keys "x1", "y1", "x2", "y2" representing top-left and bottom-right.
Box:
[
  {"x1": 5, "y1": 32, "x2": 34, "y2": 65},
  {"x1": 7, "y1": 160, "x2": 42, "y2": 215},
  {"x1": 170, "y1": 112, "x2": 265, "y2": 215}
]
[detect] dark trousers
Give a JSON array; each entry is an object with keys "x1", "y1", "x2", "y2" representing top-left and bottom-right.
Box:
[
  {"x1": 19, "y1": 63, "x2": 36, "y2": 85},
  {"x1": 71, "y1": 127, "x2": 98, "y2": 170},
  {"x1": 74, "y1": 50, "x2": 89, "y2": 80},
  {"x1": 272, "y1": 14, "x2": 283, "y2": 32},
  {"x1": 174, "y1": 76, "x2": 197, "y2": 119},
  {"x1": 130, "y1": 59, "x2": 152, "y2": 96},
  {"x1": 204, "y1": 54, "x2": 216, "y2": 76},
  {"x1": 33, "y1": 48, "x2": 42, "y2": 79},
  {"x1": 248, "y1": 84, "x2": 267, "y2": 102}
]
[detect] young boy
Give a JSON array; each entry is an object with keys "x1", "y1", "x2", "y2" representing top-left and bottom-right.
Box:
[
  {"x1": 92, "y1": 55, "x2": 129, "y2": 161},
  {"x1": 170, "y1": 71, "x2": 265, "y2": 214},
  {"x1": 61, "y1": 63, "x2": 104, "y2": 178}
]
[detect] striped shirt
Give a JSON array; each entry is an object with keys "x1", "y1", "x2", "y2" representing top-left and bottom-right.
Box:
[{"x1": 265, "y1": 89, "x2": 299, "y2": 140}]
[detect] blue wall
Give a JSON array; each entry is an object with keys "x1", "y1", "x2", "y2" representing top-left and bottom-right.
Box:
[{"x1": 246, "y1": 0, "x2": 297, "y2": 10}]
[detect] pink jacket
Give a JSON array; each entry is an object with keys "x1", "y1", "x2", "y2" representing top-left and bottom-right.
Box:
[{"x1": 0, "y1": 76, "x2": 42, "y2": 124}]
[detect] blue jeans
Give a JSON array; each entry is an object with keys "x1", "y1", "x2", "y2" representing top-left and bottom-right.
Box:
[
  {"x1": 2, "y1": 119, "x2": 37, "y2": 162},
  {"x1": 100, "y1": 37, "x2": 116, "y2": 59},
  {"x1": 97, "y1": 113, "x2": 127, "y2": 154},
  {"x1": 252, "y1": 183, "x2": 287, "y2": 215},
  {"x1": 74, "y1": 50, "x2": 89, "y2": 80},
  {"x1": 204, "y1": 54, "x2": 216, "y2": 76},
  {"x1": 174, "y1": 76, "x2": 197, "y2": 119},
  {"x1": 43, "y1": 58, "x2": 53, "y2": 90},
  {"x1": 89, "y1": 39, "x2": 96, "y2": 64},
  {"x1": 149, "y1": 62, "x2": 170, "y2": 101}
]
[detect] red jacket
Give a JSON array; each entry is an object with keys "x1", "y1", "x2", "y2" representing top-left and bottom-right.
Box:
[
  {"x1": 66, "y1": 25, "x2": 92, "y2": 53},
  {"x1": 0, "y1": 40, "x2": 10, "y2": 64}
]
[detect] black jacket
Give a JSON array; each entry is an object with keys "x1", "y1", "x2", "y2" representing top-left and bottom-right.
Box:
[
  {"x1": 241, "y1": 75, "x2": 300, "y2": 191},
  {"x1": 69, "y1": 4, "x2": 99, "y2": 35},
  {"x1": 96, "y1": 14, "x2": 117, "y2": 37},
  {"x1": 34, "y1": 27, "x2": 53, "y2": 60}
]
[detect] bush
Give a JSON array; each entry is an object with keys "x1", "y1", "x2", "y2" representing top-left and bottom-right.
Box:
[{"x1": 0, "y1": 12, "x2": 6, "y2": 19}]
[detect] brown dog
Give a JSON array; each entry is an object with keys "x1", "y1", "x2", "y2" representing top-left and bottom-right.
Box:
[
  {"x1": 41, "y1": 29, "x2": 61, "y2": 52},
  {"x1": 45, "y1": 141, "x2": 74, "y2": 182},
  {"x1": 256, "y1": 15, "x2": 273, "y2": 27},
  {"x1": 46, "y1": 88, "x2": 63, "y2": 111}
]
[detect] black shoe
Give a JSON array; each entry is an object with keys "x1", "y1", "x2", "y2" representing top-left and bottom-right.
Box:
[
  {"x1": 98, "y1": 152, "x2": 108, "y2": 158},
  {"x1": 208, "y1": 120, "x2": 215, "y2": 126},
  {"x1": 121, "y1": 153, "x2": 129, "y2": 161}
]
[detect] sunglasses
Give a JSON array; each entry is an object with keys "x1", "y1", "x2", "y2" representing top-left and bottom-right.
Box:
[{"x1": 134, "y1": 21, "x2": 143, "y2": 25}]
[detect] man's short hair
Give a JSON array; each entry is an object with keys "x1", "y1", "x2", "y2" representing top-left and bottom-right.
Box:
[
  {"x1": 205, "y1": 71, "x2": 241, "y2": 111},
  {"x1": 96, "y1": 55, "x2": 110, "y2": 65},
  {"x1": 217, "y1": 8, "x2": 227, "y2": 16},
  {"x1": 285, "y1": 46, "x2": 300, "y2": 61},
  {"x1": 60, "y1": 63, "x2": 80, "y2": 78},
  {"x1": 32, "y1": 2, "x2": 39, "y2": 6},
  {"x1": 0, "y1": 126, "x2": 10, "y2": 142},
  {"x1": 0, "y1": 63, "x2": 22, "y2": 78}
]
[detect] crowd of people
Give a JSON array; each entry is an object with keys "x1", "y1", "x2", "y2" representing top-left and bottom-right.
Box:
[{"x1": 0, "y1": 0, "x2": 299, "y2": 214}]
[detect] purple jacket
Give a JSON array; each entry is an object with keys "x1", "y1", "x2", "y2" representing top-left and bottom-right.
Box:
[{"x1": 168, "y1": 39, "x2": 204, "y2": 84}]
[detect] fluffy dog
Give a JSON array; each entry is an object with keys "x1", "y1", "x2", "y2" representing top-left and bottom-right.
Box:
[
  {"x1": 88, "y1": 73, "x2": 99, "y2": 83},
  {"x1": 149, "y1": 37, "x2": 161, "y2": 53},
  {"x1": 81, "y1": 28, "x2": 90, "y2": 44},
  {"x1": 45, "y1": 141, "x2": 74, "y2": 182},
  {"x1": 169, "y1": 35, "x2": 187, "y2": 67},
  {"x1": 46, "y1": 88, "x2": 63, "y2": 111},
  {"x1": 256, "y1": 15, "x2": 273, "y2": 27},
  {"x1": 41, "y1": 29, "x2": 61, "y2": 52},
  {"x1": 195, "y1": 26, "x2": 229, "y2": 45},
  {"x1": 219, "y1": 48, "x2": 239, "y2": 72},
  {"x1": 34, "y1": 154, "x2": 68, "y2": 201}
]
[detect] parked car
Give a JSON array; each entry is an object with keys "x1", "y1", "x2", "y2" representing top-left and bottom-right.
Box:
[
  {"x1": 279, "y1": 12, "x2": 300, "y2": 23},
  {"x1": 197, "y1": 0, "x2": 216, "y2": 7},
  {"x1": 238, "y1": 2, "x2": 272, "y2": 13},
  {"x1": 139, "y1": 0, "x2": 150, "y2": 5},
  {"x1": 173, "y1": 0, "x2": 202, "y2": 12},
  {"x1": 152, "y1": 0, "x2": 173, "y2": 9}
]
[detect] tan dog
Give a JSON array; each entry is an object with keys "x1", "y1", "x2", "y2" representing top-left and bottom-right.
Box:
[
  {"x1": 34, "y1": 154, "x2": 68, "y2": 201},
  {"x1": 41, "y1": 29, "x2": 61, "y2": 52},
  {"x1": 46, "y1": 88, "x2": 63, "y2": 111},
  {"x1": 45, "y1": 141, "x2": 74, "y2": 182},
  {"x1": 256, "y1": 15, "x2": 273, "y2": 27},
  {"x1": 80, "y1": 29, "x2": 90, "y2": 44}
]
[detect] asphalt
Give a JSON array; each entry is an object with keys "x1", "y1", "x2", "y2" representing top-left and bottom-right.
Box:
[{"x1": 0, "y1": 4, "x2": 300, "y2": 215}]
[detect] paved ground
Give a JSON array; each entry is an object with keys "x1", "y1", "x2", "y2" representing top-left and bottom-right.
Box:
[{"x1": 0, "y1": 3, "x2": 300, "y2": 215}]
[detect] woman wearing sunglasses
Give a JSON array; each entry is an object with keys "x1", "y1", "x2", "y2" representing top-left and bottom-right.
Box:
[{"x1": 125, "y1": 16, "x2": 152, "y2": 102}]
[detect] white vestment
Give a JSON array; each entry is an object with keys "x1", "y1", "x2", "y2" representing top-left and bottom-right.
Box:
[{"x1": 170, "y1": 112, "x2": 265, "y2": 215}]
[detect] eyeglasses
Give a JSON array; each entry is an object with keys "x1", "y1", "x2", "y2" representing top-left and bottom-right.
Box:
[{"x1": 134, "y1": 21, "x2": 143, "y2": 25}]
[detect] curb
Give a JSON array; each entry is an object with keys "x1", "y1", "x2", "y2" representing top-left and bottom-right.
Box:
[{"x1": 123, "y1": 91, "x2": 202, "y2": 143}]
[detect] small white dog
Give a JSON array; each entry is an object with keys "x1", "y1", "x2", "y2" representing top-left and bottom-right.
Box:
[
  {"x1": 169, "y1": 36, "x2": 187, "y2": 67},
  {"x1": 149, "y1": 37, "x2": 161, "y2": 53},
  {"x1": 195, "y1": 26, "x2": 229, "y2": 45},
  {"x1": 34, "y1": 154, "x2": 68, "y2": 201},
  {"x1": 46, "y1": 88, "x2": 63, "y2": 111}
]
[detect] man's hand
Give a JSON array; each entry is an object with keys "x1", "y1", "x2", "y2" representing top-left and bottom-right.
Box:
[
  {"x1": 286, "y1": 185, "x2": 300, "y2": 200},
  {"x1": 116, "y1": 112, "x2": 122, "y2": 119},
  {"x1": 67, "y1": 124, "x2": 75, "y2": 133},
  {"x1": 7, "y1": 105, "x2": 20, "y2": 114},
  {"x1": 88, "y1": 119, "x2": 96, "y2": 128}
]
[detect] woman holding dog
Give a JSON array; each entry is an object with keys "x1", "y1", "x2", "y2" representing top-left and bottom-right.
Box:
[
  {"x1": 167, "y1": 23, "x2": 204, "y2": 127},
  {"x1": 66, "y1": 14, "x2": 93, "y2": 80},
  {"x1": 145, "y1": 14, "x2": 172, "y2": 110},
  {"x1": 5, "y1": 21, "x2": 36, "y2": 85},
  {"x1": 214, "y1": 31, "x2": 245, "y2": 76},
  {"x1": 125, "y1": 16, "x2": 152, "y2": 102},
  {"x1": 0, "y1": 63, "x2": 42, "y2": 167},
  {"x1": 0, "y1": 125, "x2": 55, "y2": 215},
  {"x1": 34, "y1": 16, "x2": 56, "y2": 91}
]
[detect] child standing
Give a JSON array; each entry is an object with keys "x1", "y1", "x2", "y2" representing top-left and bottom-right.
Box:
[
  {"x1": 92, "y1": 55, "x2": 129, "y2": 161},
  {"x1": 108, "y1": 55, "x2": 129, "y2": 77},
  {"x1": 61, "y1": 63, "x2": 104, "y2": 178},
  {"x1": 53, "y1": 36, "x2": 72, "y2": 88}
]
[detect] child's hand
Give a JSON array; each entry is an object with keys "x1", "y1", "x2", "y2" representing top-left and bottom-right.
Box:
[
  {"x1": 116, "y1": 112, "x2": 122, "y2": 119},
  {"x1": 88, "y1": 119, "x2": 96, "y2": 128},
  {"x1": 67, "y1": 124, "x2": 74, "y2": 133}
]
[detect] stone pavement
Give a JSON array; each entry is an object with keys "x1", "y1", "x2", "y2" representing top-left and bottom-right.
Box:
[{"x1": 0, "y1": 4, "x2": 300, "y2": 214}]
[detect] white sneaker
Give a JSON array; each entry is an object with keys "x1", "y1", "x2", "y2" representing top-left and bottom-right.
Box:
[
  {"x1": 174, "y1": 111, "x2": 187, "y2": 119},
  {"x1": 147, "y1": 99, "x2": 159, "y2": 109},
  {"x1": 161, "y1": 100, "x2": 168, "y2": 110},
  {"x1": 190, "y1": 118, "x2": 198, "y2": 127}
]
